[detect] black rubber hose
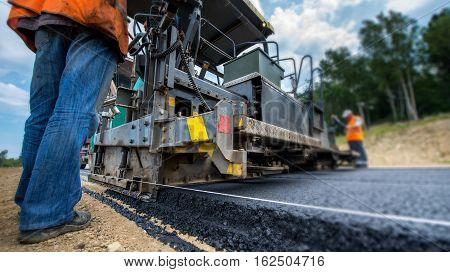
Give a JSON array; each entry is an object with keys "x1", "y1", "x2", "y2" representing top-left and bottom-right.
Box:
[
  {"x1": 152, "y1": 39, "x2": 182, "y2": 59},
  {"x1": 178, "y1": 44, "x2": 211, "y2": 112}
]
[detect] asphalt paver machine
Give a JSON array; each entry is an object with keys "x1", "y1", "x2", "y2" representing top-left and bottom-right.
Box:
[{"x1": 89, "y1": 0, "x2": 355, "y2": 200}]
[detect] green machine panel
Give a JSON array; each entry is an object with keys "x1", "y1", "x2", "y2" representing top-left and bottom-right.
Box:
[
  {"x1": 111, "y1": 106, "x2": 127, "y2": 128},
  {"x1": 223, "y1": 48, "x2": 284, "y2": 87}
]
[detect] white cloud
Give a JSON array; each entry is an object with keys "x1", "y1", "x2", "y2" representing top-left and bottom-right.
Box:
[
  {"x1": 385, "y1": 0, "x2": 430, "y2": 13},
  {"x1": 269, "y1": 0, "x2": 361, "y2": 81},
  {"x1": 303, "y1": 0, "x2": 362, "y2": 15},
  {"x1": 0, "y1": 82, "x2": 29, "y2": 116},
  {"x1": 255, "y1": 0, "x2": 372, "y2": 92}
]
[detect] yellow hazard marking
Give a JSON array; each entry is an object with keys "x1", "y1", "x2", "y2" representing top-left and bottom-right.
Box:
[
  {"x1": 199, "y1": 143, "x2": 215, "y2": 157},
  {"x1": 187, "y1": 116, "x2": 209, "y2": 142},
  {"x1": 227, "y1": 163, "x2": 243, "y2": 177},
  {"x1": 168, "y1": 96, "x2": 175, "y2": 107},
  {"x1": 238, "y1": 117, "x2": 244, "y2": 128}
]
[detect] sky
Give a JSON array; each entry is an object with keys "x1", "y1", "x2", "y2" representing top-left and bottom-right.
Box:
[{"x1": 0, "y1": 0, "x2": 448, "y2": 158}]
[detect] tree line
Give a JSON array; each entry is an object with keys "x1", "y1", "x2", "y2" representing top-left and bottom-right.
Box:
[
  {"x1": 319, "y1": 9, "x2": 449, "y2": 125},
  {"x1": 0, "y1": 150, "x2": 22, "y2": 167}
]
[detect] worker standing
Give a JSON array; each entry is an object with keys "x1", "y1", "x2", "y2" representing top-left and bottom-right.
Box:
[
  {"x1": 332, "y1": 110, "x2": 368, "y2": 168},
  {"x1": 7, "y1": 0, "x2": 128, "y2": 244}
]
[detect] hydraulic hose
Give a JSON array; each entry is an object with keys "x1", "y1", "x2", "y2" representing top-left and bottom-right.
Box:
[
  {"x1": 178, "y1": 43, "x2": 211, "y2": 112},
  {"x1": 152, "y1": 40, "x2": 182, "y2": 59}
]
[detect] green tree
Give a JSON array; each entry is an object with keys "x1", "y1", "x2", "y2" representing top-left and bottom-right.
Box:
[
  {"x1": 320, "y1": 47, "x2": 382, "y2": 125},
  {"x1": 0, "y1": 150, "x2": 22, "y2": 168},
  {"x1": 423, "y1": 8, "x2": 450, "y2": 75},
  {"x1": 416, "y1": 8, "x2": 450, "y2": 115},
  {"x1": 359, "y1": 11, "x2": 420, "y2": 121},
  {"x1": 320, "y1": 9, "x2": 449, "y2": 125},
  {"x1": 0, "y1": 150, "x2": 7, "y2": 163}
]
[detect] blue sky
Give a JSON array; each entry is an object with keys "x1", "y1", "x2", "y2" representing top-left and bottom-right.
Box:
[{"x1": 0, "y1": 0, "x2": 448, "y2": 158}]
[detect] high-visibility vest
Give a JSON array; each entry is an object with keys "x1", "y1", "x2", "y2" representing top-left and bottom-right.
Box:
[
  {"x1": 7, "y1": 0, "x2": 128, "y2": 56},
  {"x1": 346, "y1": 115, "x2": 364, "y2": 141}
]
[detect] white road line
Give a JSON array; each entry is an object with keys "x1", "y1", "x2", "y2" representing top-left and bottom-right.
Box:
[{"x1": 158, "y1": 184, "x2": 450, "y2": 228}]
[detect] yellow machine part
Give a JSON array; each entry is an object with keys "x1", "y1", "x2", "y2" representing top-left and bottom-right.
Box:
[{"x1": 186, "y1": 116, "x2": 209, "y2": 142}]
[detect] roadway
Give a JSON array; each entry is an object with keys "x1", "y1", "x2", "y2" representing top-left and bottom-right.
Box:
[{"x1": 82, "y1": 167, "x2": 450, "y2": 251}]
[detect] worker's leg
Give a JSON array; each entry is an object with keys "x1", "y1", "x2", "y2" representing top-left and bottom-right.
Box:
[
  {"x1": 19, "y1": 28, "x2": 117, "y2": 231},
  {"x1": 357, "y1": 141, "x2": 368, "y2": 166},
  {"x1": 348, "y1": 141, "x2": 368, "y2": 168},
  {"x1": 15, "y1": 27, "x2": 71, "y2": 208}
]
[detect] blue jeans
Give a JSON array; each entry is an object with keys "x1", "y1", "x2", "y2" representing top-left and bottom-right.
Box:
[{"x1": 16, "y1": 26, "x2": 117, "y2": 231}]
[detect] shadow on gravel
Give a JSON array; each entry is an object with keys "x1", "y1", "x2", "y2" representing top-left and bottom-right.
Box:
[{"x1": 105, "y1": 189, "x2": 450, "y2": 252}]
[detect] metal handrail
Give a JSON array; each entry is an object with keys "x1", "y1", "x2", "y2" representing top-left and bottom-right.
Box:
[
  {"x1": 200, "y1": 37, "x2": 233, "y2": 60},
  {"x1": 296, "y1": 55, "x2": 314, "y2": 94},
  {"x1": 279, "y1": 58, "x2": 297, "y2": 93},
  {"x1": 312, "y1": 67, "x2": 324, "y2": 107},
  {"x1": 132, "y1": 13, "x2": 162, "y2": 37},
  {"x1": 200, "y1": 18, "x2": 237, "y2": 58},
  {"x1": 280, "y1": 58, "x2": 297, "y2": 80}
]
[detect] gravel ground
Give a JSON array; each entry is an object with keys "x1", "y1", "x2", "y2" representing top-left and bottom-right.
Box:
[{"x1": 0, "y1": 168, "x2": 209, "y2": 252}]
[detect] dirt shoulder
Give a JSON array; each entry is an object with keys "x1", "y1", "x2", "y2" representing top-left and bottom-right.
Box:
[
  {"x1": 0, "y1": 167, "x2": 174, "y2": 252},
  {"x1": 339, "y1": 115, "x2": 450, "y2": 166}
]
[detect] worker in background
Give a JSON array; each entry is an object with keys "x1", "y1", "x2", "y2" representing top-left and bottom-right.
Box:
[
  {"x1": 332, "y1": 110, "x2": 368, "y2": 168},
  {"x1": 7, "y1": 0, "x2": 128, "y2": 244}
]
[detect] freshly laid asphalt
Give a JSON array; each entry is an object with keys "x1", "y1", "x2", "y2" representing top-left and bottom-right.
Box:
[
  {"x1": 192, "y1": 168, "x2": 450, "y2": 220},
  {"x1": 83, "y1": 168, "x2": 450, "y2": 251}
]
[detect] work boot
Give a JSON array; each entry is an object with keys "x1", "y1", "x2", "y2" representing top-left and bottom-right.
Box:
[{"x1": 18, "y1": 210, "x2": 91, "y2": 244}]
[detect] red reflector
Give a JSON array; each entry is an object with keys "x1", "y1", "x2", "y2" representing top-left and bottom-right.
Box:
[{"x1": 218, "y1": 114, "x2": 231, "y2": 134}]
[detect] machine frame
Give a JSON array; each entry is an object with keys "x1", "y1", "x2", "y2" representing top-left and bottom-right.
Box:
[{"x1": 89, "y1": 0, "x2": 355, "y2": 200}]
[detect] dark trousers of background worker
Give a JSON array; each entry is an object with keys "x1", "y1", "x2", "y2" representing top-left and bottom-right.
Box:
[{"x1": 348, "y1": 140, "x2": 368, "y2": 168}]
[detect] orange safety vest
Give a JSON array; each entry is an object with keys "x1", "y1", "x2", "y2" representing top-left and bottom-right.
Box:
[
  {"x1": 346, "y1": 115, "x2": 364, "y2": 141},
  {"x1": 7, "y1": 0, "x2": 128, "y2": 56}
]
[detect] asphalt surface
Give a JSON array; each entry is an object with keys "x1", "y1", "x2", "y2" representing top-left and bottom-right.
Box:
[{"x1": 82, "y1": 168, "x2": 450, "y2": 251}]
